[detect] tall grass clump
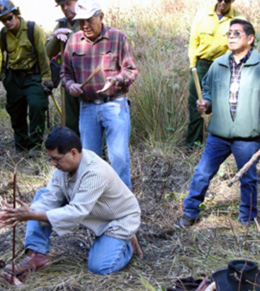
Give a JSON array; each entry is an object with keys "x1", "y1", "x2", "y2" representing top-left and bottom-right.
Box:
[{"x1": 130, "y1": 53, "x2": 189, "y2": 147}]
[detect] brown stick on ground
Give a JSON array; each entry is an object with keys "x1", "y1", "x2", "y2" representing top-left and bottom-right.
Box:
[
  {"x1": 80, "y1": 66, "x2": 101, "y2": 89},
  {"x1": 131, "y1": 234, "x2": 143, "y2": 259},
  {"x1": 228, "y1": 148, "x2": 260, "y2": 187}
]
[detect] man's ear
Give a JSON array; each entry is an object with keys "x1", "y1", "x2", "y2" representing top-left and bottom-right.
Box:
[
  {"x1": 99, "y1": 12, "x2": 104, "y2": 21},
  {"x1": 71, "y1": 148, "x2": 79, "y2": 157},
  {"x1": 247, "y1": 34, "x2": 254, "y2": 46}
]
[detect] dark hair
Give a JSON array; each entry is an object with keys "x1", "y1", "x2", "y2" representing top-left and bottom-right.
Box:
[
  {"x1": 230, "y1": 19, "x2": 255, "y2": 47},
  {"x1": 12, "y1": 8, "x2": 20, "y2": 16},
  {"x1": 45, "y1": 126, "x2": 82, "y2": 154}
]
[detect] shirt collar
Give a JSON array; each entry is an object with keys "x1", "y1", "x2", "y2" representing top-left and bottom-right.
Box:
[
  {"x1": 230, "y1": 48, "x2": 253, "y2": 66},
  {"x1": 209, "y1": 4, "x2": 235, "y2": 18}
]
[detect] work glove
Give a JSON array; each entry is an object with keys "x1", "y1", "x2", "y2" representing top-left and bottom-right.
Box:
[
  {"x1": 54, "y1": 28, "x2": 72, "y2": 42},
  {"x1": 42, "y1": 80, "x2": 54, "y2": 95}
]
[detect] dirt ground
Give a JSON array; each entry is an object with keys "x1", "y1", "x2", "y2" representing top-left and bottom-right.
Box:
[{"x1": 0, "y1": 100, "x2": 260, "y2": 290}]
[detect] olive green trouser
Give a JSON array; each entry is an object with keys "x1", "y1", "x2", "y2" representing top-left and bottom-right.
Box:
[
  {"x1": 185, "y1": 61, "x2": 211, "y2": 147},
  {"x1": 65, "y1": 89, "x2": 80, "y2": 136},
  {"x1": 4, "y1": 72, "x2": 48, "y2": 151}
]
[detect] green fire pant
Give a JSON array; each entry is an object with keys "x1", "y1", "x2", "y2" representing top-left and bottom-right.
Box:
[
  {"x1": 185, "y1": 61, "x2": 212, "y2": 147},
  {"x1": 65, "y1": 90, "x2": 80, "y2": 136},
  {"x1": 4, "y1": 72, "x2": 48, "y2": 151}
]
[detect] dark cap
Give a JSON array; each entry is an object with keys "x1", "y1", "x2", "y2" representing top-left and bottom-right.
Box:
[
  {"x1": 213, "y1": 260, "x2": 260, "y2": 291},
  {"x1": 0, "y1": 0, "x2": 18, "y2": 18},
  {"x1": 55, "y1": 0, "x2": 76, "y2": 6}
]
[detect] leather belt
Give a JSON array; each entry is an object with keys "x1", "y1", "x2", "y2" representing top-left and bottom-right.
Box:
[
  {"x1": 197, "y1": 59, "x2": 213, "y2": 67},
  {"x1": 85, "y1": 95, "x2": 124, "y2": 105}
]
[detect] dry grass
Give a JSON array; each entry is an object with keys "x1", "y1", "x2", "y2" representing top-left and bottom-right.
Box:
[
  {"x1": 1, "y1": 129, "x2": 260, "y2": 290},
  {"x1": 1, "y1": 0, "x2": 260, "y2": 290}
]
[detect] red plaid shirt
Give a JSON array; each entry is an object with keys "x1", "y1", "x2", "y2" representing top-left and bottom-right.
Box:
[{"x1": 61, "y1": 25, "x2": 138, "y2": 101}]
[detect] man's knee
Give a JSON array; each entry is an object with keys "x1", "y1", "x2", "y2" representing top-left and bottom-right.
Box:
[{"x1": 88, "y1": 261, "x2": 112, "y2": 275}]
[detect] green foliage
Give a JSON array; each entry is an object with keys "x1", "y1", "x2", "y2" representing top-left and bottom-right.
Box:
[
  {"x1": 199, "y1": 203, "x2": 206, "y2": 210},
  {"x1": 228, "y1": 205, "x2": 238, "y2": 211},
  {"x1": 164, "y1": 191, "x2": 184, "y2": 200}
]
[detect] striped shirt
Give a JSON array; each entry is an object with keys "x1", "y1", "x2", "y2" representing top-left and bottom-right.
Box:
[
  {"x1": 31, "y1": 150, "x2": 141, "y2": 240},
  {"x1": 229, "y1": 49, "x2": 252, "y2": 120},
  {"x1": 61, "y1": 24, "x2": 138, "y2": 101}
]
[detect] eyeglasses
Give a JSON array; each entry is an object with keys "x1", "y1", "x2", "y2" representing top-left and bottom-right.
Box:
[
  {"x1": 217, "y1": 0, "x2": 232, "y2": 4},
  {"x1": 49, "y1": 153, "x2": 66, "y2": 163},
  {"x1": 227, "y1": 30, "x2": 243, "y2": 38},
  {"x1": 1, "y1": 14, "x2": 13, "y2": 23}
]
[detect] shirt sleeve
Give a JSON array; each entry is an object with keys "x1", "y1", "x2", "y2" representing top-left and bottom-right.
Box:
[
  {"x1": 45, "y1": 23, "x2": 61, "y2": 58},
  {"x1": 188, "y1": 10, "x2": 203, "y2": 68},
  {"x1": 114, "y1": 33, "x2": 138, "y2": 90},
  {"x1": 201, "y1": 67, "x2": 213, "y2": 113},
  {"x1": 30, "y1": 174, "x2": 67, "y2": 213},
  {"x1": 34, "y1": 24, "x2": 51, "y2": 81},
  {"x1": 46, "y1": 170, "x2": 109, "y2": 236},
  {"x1": 61, "y1": 35, "x2": 77, "y2": 90}
]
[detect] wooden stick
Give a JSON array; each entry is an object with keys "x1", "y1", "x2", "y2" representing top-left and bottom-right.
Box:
[
  {"x1": 60, "y1": 42, "x2": 66, "y2": 126},
  {"x1": 80, "y1": 66, "x2": 101, "y2": 89},
  {"x1": 192, "y1": 68, "x2": 203, "y2": 102},
  {"x1": 11, "y1": 170, "x2": 17, "y2": 284},
  {"x1": 192, "y1": 67, "x2": 205, "y2": 118},
  {"x1": 50, "y1": 93, "x2": 62, "y2": 116},
  {"x1": 228, "y1": 148, "x2": 260, "y2": 187}
]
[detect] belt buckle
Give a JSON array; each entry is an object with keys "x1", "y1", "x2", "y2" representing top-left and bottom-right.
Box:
[{"x1": 93, "y1": 99, "x2": 104, "y2": 105}]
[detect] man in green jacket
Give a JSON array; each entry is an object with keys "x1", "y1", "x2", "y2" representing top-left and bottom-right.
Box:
[
  {"x1": 177, "y1": 19, "x2": 260, "y2": 227},
  {"x1": 0, "y1": 0, "x2": 52, "y2": 152},
  {"x1": 186, "y1": 0, "x2": 244, "y2": 147},
  {"x1": 46, "y1": 0, "x2": 80, "y2": 135}
]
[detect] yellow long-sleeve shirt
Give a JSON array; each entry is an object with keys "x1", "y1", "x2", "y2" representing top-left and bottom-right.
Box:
[
  {"x1": 188, "y1": 5, "x2": 244, "y2": 68},
  {"x1": 0, "y1": 18, "x2": 51, "y2": 81}
]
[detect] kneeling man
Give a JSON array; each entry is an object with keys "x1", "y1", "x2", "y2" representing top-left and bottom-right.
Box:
[{"x1": 0, "y1": 126, "x2": 141, "y2": 276}]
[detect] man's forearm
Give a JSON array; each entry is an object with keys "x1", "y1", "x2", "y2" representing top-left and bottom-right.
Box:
[{"x1": 30, "y1": 210, "x2": 49, "y2": 223}]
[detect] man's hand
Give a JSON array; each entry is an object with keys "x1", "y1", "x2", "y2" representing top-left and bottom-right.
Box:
[
  {"x1": 42, "y1": 80, "x2": 54, "y2": 95},
  {"x1": 96, "y1": 77, "x2": 117, "y2": 94},
  {"x1": 69, "y1": 83, "x2": 83, "y2": 97},
  {"x1": 0, "y1": 199, "x2": 33, "y2": 228},
  {"x1": 196, "y1": 99, "x2": 209, "y2": 114},
  {"x1": 53, "y1": 28, "x2": 72, "y2": 42}
]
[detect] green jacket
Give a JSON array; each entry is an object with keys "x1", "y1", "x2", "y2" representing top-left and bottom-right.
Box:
[
  {"x1": 0, "y1": 18, "x2": 51, "y2": 81},
  {"x1": 45, "y1": 17, "x2": 80, "y2": 57},
  {"x1": 202, "y1": 49, "x2": 260, "y2": 138}
]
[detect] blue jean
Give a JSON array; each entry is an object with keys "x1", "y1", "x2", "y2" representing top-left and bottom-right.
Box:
[
  {"x1": 24, "y1": 188, "x2": 133, "y2": 275},
  {"x1": 79, "y1": 97, "x2": 131, "y2": 190},
  {"x1": 183, "y1": 134, "x2": 260, "y2": 222}
]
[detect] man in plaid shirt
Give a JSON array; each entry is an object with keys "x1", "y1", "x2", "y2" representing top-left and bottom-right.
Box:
[
  {"x1": 61, "y1": 0, "x2": 138, "y2": 190},
  {"x1": 177, "y1": 19, "x2": 260, "y2": 227}
]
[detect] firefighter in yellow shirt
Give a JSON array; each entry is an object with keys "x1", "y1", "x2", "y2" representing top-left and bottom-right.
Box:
[
  {"x1": 186, "y1": 0, "x2": 244, "y2": 148},
  {"x1": 0, "y1": 0, "x2": 53, "y2": 153}
]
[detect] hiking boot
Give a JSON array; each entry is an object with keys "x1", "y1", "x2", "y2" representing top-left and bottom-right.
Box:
[
  {"x1": 4, "y1": 250, "x2": 50, "y2": 276},
  {"x1": 175, "y1": 214, "x2": 196, "y2": 228}
]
